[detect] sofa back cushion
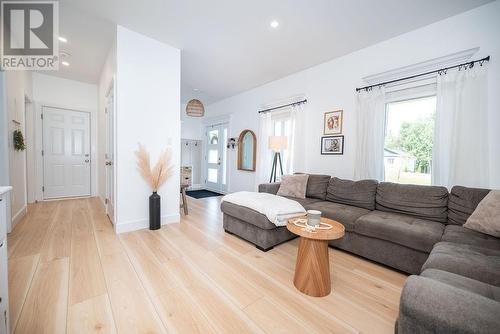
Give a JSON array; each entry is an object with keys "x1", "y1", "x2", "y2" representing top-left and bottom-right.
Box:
[
  {"x1": 376, "y1": 182, "x2": 449, "y2": 223},
  {"x1": 326, "y1": 177, "x2": 378, "y2": 210},
  {"x1": 301, "y1": 174, "x2": 331, "y2": 200},
  {"x1": 448, "y1": 186, "x2": 490, "y2": 225}
]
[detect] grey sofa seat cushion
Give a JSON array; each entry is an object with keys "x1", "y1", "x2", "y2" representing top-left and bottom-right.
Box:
[
  {"x1": 220, "y1": 201, "x2": 276, "y2": 230},
  {"x1": 376, "y1": 182, "x2": 449, "y2": 223},
  {"x1": 421, "y1": 269, "x2": 500, "y2": 301},
  {"x1": 283, "y1": 196, "x2": 322, "y2": 209},
  {"x1": 448, "y1": 185, "x2": 490, "y2": 225},
  {"x1": 296, "y1": 173, "x2": 331, "y2": 200},
  {"x1": 398, "y1": 272, "x2": 500, "y2": 334},
  {"x1": 355, "y1": 210, "x2": 445, "y2": 253},
  {"x1": 306, "y1": 201, "x2": 370, "y2": 232},
  {"x1": 441, "y1": 225, "x2": 500, "y2": 250},
  {"x1": 326, "y1": 177, "x2": 378, "y2": 210},
  {"x1": 422, "y1": 242, "x2": 500, "y2": 286}
]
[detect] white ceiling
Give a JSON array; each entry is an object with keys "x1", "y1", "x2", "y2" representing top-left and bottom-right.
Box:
[
  {"x1": 56, "y1": 0, "x2": 493, "y2": 104},
  {"x1": 38, "y1": 2, "x2": 115, "y2": 84}
]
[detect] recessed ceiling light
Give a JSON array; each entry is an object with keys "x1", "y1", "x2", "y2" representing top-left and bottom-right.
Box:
[
  {"x1": 58, "y1": 36, "x2": 67, "y2": 43},
  {"x1": 270, "y1": 20, "x2": 279, "y2": 29},
  {"x1": 61, "y1": 61, "x2": 70, "y2": 67},
  {"x1": 193, "y1": 88, "x2": 199, "y2": 92}
]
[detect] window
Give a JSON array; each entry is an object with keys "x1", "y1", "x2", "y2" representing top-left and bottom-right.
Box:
[{"x1": 384, "y1": 96, "x2": 436, "y2": 185}]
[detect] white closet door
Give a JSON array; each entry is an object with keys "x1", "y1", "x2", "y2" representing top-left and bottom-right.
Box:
[{"x1": 43, "y1": 107, "x2": 91, "y2": 199}]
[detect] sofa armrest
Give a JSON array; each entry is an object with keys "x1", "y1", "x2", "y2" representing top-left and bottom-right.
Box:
[
  {"x1": 398, "y1": 275, "x2": 500, "y2": 334},
  {"x1": 258, "y1": 183, "x2": 280, "y2": 195}
]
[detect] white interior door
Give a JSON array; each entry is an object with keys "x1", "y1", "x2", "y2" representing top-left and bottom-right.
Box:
[
  {"x1": 205, "y1": 124, "x2": 228, "y2": 193},
  {"x1": 105, "y1": 88, "x2": 115, "y2": 223},
  {"x1": 42, "y1": 107, "x2": 91, "y2": 199}
]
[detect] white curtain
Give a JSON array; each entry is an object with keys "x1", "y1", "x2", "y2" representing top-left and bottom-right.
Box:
[
  {"x1": 433, "y1": 65, "x2": 489, "y2": 188},
  {"x1": 288, "y1": 103, "x2": 306, "y2": 175},
  {"x1": 354, "y1": 86, "x2": 386, "y2": 181},
  {"x1": 255, "y1": 112, "x2": 274, "y2": 188}
]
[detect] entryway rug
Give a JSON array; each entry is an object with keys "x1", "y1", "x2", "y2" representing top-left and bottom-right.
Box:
[{"x1": 186, "y1": 189, "x2": 224, "y2": 199}]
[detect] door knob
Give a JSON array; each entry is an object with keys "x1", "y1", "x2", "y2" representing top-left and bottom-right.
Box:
[{"x1": 85, "y1": 159, "x2": 90, "y2": 163}]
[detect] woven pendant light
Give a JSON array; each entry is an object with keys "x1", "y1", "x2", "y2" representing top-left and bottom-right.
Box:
[{"x1": 186, "y1": 99, "x2": 205, "y2": 117}]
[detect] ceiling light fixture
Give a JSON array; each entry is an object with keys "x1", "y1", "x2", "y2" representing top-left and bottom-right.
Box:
[
  {"x1": 270, "y1": 20, "x2": 279, "y2": 29},
  {"x1": 61, "y1": 61, "x2": 70, "y2": 66},
  {"x1": 58, "y1": 36, "x2": 67, "y2": 43}
]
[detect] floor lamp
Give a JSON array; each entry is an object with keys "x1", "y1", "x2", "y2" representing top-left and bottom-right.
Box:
[{"x1": 268, "y1": 136, "x2": 288, "y2": 182}]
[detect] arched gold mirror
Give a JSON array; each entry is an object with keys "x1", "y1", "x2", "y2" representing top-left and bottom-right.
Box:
[{"x1": 238, "y1": 130, "x2": 256, "y2": 171}]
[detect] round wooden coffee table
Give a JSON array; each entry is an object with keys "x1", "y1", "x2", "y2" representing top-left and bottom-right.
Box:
[{"x1": 287, "y1": 217, "x2": 345, "y2": 297}]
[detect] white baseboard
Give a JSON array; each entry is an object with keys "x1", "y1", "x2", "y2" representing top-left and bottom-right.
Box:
[
  {"x1": 11, "y1": 205, "x2": 27, "y2": 232},
  {"x1": 115, "y1": 213, "x2": 180, "y2": 234}
]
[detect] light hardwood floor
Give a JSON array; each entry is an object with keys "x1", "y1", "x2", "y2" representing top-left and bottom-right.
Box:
[{"x1": 7, "y1": 196, "x2": 407, "y2": 334}]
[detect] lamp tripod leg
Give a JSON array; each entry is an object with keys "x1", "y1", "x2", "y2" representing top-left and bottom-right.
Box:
[
  {"x1": 270, "y1": 153, "x2": 278, "y2": 183},
  {"x1": 277, "y1": 152, "x2": 284, "y2": 178}
]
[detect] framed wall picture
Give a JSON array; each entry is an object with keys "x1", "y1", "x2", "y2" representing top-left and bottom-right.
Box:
[
  {"x1": 321, "y1": 135, "x2": 344, "y2": 155},
  {"x1": 323, "y1": 110, "x2": 343, "y2": 135}
]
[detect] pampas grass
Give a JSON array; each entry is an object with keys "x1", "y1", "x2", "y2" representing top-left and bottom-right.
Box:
[{"x1": 135, "y1": 144, "x2": 174, "y2": 192}]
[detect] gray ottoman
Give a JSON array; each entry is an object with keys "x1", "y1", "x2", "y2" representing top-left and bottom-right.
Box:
[{"x1": 220, "y1": 201, "x2": 297, "y2": 251}]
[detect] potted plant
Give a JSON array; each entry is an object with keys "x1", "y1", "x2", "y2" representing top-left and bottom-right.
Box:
[{"x1": 135, "y1": 144, "x2": 174, "y2": 230}]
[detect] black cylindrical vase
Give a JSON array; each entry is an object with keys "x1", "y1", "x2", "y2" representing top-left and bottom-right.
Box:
[{"x1": 149, "y1": 192, "x2": 161, "y2": 230}]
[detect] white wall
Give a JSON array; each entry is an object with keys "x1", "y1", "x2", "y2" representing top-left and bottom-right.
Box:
[
  {"x1": 114, "y1": 25, "x2": 181, "y2": 233},
  {"x1": 206, "y1": 1, "x2": 500, "y2": 192},
  {"x1": 31, "y1": 73, "x2": 99, "y2": 199},
  {"x1": 4, "y1": 70, "x2": 32, "y2": 227},
  {"x1": 0, "y1": 73, "x2": 8, "y2": 187}
]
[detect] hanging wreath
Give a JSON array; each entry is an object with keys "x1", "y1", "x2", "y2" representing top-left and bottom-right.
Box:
[{"x1": 13, "y1": 129, "x2": 26, "y2": 151}]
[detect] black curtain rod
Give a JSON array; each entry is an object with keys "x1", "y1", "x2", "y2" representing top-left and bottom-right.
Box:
[
  {"x1": 356, "y1": 56, "x2": 490, "y2": 92},
  {"x1": 258, "y1": 99, "x2": 307, "y2": 114}
]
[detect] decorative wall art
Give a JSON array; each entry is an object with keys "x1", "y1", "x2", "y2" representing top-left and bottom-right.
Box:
[
  {"x1": 321, "y1": 135, "x2": 344, "y2": 155},
  {"x1": 323, "y1": 110, "x2": 343, "y2": 135}
]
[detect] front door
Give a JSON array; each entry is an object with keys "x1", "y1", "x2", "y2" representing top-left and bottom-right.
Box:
[
  {"x1": 205, "y1": 124, "x2": 228, "y2": 193},
  {"x1": 42, "y1": 107, "x2": 91, "y2": 199}
]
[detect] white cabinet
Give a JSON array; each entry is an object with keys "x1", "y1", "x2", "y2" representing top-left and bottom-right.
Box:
[{"x1": 0, "y1": 187, "x2": 12, "y2": 334}]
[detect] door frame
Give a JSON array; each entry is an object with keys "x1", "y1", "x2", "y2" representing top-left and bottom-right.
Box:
[
  {"x1": 34, "y1": 102, "x2": 97, "y2": 202},
  {"x1": 41, "y1": 106, "x2": 92, "y2": 200},
  {"x1": 203, "y1": 122, "x2": 229, "y2": 194},
  {"x1": 104, "y1": 78, "x2": 116, "y2": 224}
]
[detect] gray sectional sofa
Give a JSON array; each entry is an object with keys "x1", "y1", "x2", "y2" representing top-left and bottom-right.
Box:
[{"x1": 220, "y1": 174, "x2": 500, "y2": 333}]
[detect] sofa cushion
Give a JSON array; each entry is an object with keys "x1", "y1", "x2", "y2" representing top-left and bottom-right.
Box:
[
  {"x1": 422, "y1": 242, "x2": 500, "y2": 286},
  {"x1": 448, "y1": 185, "x2": 490, "y2": 225},
  {"x1": 421, "y1": 269, "x2": 500, "y2": 301},
  {"x1": 376, "y1": 182, "x2": 449, "y2": 223},
  {"x1": 277, "y1": 174, "x2": 309, "y2": 198},
  {"x1": 220, "y1": 201, "x2": 276, "y2": 230},
  {"x1": 398, "y1": 272, "x2": 500, "y2": 334},
  {"x1": 283, "y1": 196, "x2": 322, "y2": 209},
  {"x1": 326, "y1": 177, "x2": 378, "y2": 210},
  {"x1": 441, "y1": 225, "x2": 500, "y2": 251},
  {"x1": 306, "y1": 201, "x2": 370, "y2": 232},
  {"x1": 258, "y1": 182, "x2": 280, "y2": 195},
  {"x1": 301, "y1": 174, "x2": 331, "y2": 200},
  {"x1": 355, "y1": 210, "x2": 445, "y2": 253}
]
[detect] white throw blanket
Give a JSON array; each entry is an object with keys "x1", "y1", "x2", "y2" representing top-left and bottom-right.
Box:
[{"x1": 221, "y1": 191, "x2": 306, "y2": 226}]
